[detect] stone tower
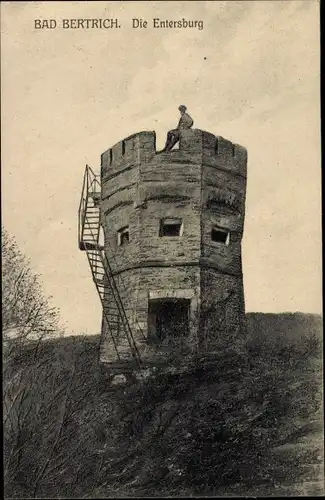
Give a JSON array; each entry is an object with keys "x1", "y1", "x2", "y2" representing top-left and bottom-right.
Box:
[{"x1": 99, "y1": 129, "x2": 247, "y2": 370}]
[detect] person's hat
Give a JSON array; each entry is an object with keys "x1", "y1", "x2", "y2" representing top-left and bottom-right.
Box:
[{"x1": 178, "y1": 105, "x2": 187, "y2": 111}]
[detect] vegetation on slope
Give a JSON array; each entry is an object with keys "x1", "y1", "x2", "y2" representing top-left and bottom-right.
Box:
[
  {"x1": 2, "y1": 227, "x2": 323, "y2": 497},
  {"x1": 3, "y1": 314, "x2": 323, "y2": 498}
]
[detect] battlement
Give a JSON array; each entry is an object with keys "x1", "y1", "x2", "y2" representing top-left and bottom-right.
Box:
[
  {"x1": 101, "y1": 129, "x2": 247, "y2": 179},
  {"x1": 101, "y1": 131, "x2": 156, "y2": 177}
]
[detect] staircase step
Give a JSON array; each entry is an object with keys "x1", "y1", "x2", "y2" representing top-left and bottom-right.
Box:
[
  {"x1": 79, "y1": 241, "x2": 103, "y2": 251},
  {"x1": 84, "y1": 244, "x2": 104, "y2": 250},
  {"x1": 85, "y1": 242, "x2": 100, "y2": 246}
]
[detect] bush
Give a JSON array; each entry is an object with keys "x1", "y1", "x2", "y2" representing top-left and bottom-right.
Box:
[
  {"x1": 3, "y1": 300, "x2": 322, "y2": 496},
  {"x1": 102, "y1": 325, "x2": 321, "y2": 497}
]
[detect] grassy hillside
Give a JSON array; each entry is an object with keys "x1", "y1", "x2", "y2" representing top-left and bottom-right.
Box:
[
  {"x1": 246, "y1": 312, "x2": 322, "y2": 343},
  {"x1": 3, "y1": 313, "x2": 323, "y2": 498}
]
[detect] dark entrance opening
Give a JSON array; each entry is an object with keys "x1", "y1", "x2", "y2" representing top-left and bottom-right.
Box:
[{"x1": 148, "y1": 298, "x2": 190, "y2": 340}]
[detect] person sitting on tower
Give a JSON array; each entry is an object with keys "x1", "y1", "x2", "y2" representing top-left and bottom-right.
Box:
[{"x1": 159, "y1": 105, "x2": 194, "y2": 153}]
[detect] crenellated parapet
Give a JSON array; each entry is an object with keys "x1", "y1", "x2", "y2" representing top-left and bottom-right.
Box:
[
  {"x1": 101, "y1": 131, "x2": 157, "y2": 179},
  {"x1": 101, "y1": 129, "x2": 247, "y2": 178},
  {"x1": 179, "y1": 129, "x2": 247, "y2": 179}
]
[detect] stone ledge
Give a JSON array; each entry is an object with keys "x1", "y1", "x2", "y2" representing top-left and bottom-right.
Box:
[{"x1": 149, "y1": 288, "x2": 196, "y2": 300}]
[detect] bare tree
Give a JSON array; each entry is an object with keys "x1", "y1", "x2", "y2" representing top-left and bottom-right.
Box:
[
  {"x1": 2, "y1": 226, "x2": 62, "y2": 345},
  {"x1": 2, "y1": 226, "x2": 71, "y2": 498}
]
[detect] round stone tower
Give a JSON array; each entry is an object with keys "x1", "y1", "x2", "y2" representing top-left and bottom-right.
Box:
[{"x1": 99, "y1": 129, "x2": 247, "y2": 370}]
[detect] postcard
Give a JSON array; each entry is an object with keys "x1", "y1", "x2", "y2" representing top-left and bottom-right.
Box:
[{"x1": 2, "y1": 1, "x2": 322, "y2": 497}]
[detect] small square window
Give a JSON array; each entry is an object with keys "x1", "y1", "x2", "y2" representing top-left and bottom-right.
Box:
[
  {"x1": 117, "y1": 226, "x2": 129, "y2": 246},
  {"x1": 211, "y1": 227, "x2": 230, "y2": 245},
  {"x1": 159, "y1": 218, "x2": 183, "y2": 237}
]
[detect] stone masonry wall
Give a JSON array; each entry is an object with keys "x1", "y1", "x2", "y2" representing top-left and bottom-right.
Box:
[
  {"x1": 99, "y1": 129, "x2": 247, "y2": 368},
  {"x1": 200, "y1": 131, "x2": 247, "y2": 350}
]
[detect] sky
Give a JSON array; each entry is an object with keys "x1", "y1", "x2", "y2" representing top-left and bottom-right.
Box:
[{"x1": 1, "y1": 1, "x2": 321, "y2": 335}]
